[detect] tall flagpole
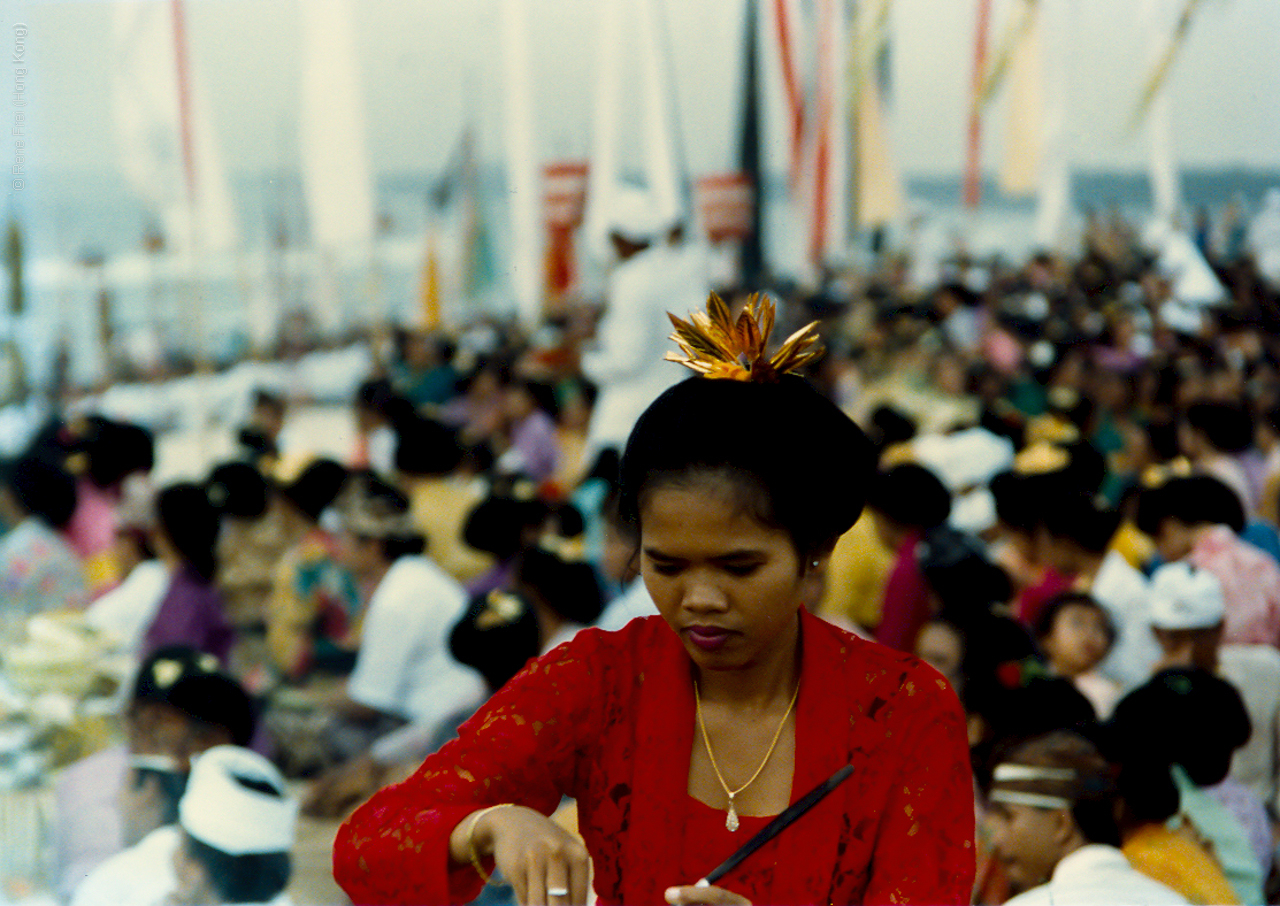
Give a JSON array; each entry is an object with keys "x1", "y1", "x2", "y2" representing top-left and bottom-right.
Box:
[
  {"x1": 963, "y1": 0, "x2": 992, "y2": 210},
  {"x1": 169, "y1": 0, "x2": 206, "y2": 369},
  {"x1": 739, "y1": 0, "x2": 765, "y2": 288}
]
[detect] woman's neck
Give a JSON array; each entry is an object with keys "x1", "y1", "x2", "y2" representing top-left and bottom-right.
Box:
[{"x1": 694, "y1": 613, "x2": 802, "y2": 710}]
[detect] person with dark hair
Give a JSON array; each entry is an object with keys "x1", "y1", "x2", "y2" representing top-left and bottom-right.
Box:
[
  {"x1": 326, "y1": 471, "x2": 485, "y2": 765},
  {"x1": 206, "y1": 461, "x2": 300, "y2": 645},
  {"x1": 305, "y1": 589, "x2": 546, "y2": 821},
  {"x1": 1037, "y1": 492, "x2": 1155, "y2": 692},
  {"x1": 1138, "y1": 475, "x2": 1280, "y2": 647},
  {"x1": 235, "y1": 389, "x2": 287, "y2": 470},
  {"x1": 1180, "y1": 400, "x2": 1258, "y2": 515},
  {"x1": 395, "y1": 416, "x2": 492, "y2": 585},
  {"x1": 67, "y1": 417, "x2": 156, "y2": 593},
  {"x1": 495, "y1": 374, "x2": 561, "y2": 482},
  {"x1": 1033, "y1": 593, "x2": 1120, "y2": 719},
  {"x1": 1105, "y1": 669, "x2": 1263, "y2": 904},
  {"x1": 335, "y1": 296, "x2": 975, "y2": 906},
  {"x1": 263, "y1": 459, "x2": 361, "y2": 681},
  {"x1": 461, "y1": 477, "x2": 553, "y2": 597},
  {"x1": 516, "y1": 542, "x2": 605, "y2": 652},
  {"x1": 984, "y1": 731, "x2": 1186, "y2": 905},
  {"x1": 351, "y1": 377, "x2": 413, "y2": 476},
  {"x1": 1145, "y1": 563, "x2": 1280, "y2": 853},
  {"x1": 140, "y1": 483, "x2": 235, "y2": 662},
  {"x1": 0, "y1": 455, "x2": 87, "y2": 620},
  {"x1": 170, "y1": 746, "x2": 296, "y2": 906},
  {"x1": 57, "y1": 646, "x2": 256, "y2": 901},
  {"x1": 865, "y1": 462, "x2": 952, "y2": 652}
]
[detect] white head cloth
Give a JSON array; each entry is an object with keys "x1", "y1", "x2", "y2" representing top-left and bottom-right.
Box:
[
  {"x1": 1148, "y1": 562, "x2": 1225, "y2": 630},
  {"x1": 179, "y1": 745, "x2": 297, "y2": 855}
]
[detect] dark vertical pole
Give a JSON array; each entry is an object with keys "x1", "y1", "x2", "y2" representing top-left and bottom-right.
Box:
[{"x1": 739, "y1": 0, "x2": 765, "y2": 288}]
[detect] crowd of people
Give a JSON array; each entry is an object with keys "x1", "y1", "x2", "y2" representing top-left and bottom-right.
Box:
[{"x1": 0, "y1": 198, "x2": 1279, "y2": 904}]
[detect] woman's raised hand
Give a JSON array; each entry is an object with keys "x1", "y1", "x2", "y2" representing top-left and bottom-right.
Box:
[{"x1": 451, "y1": 804, "x2": 591, "y2": 905}]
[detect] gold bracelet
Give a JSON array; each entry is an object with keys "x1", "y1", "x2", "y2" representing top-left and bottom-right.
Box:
[{"x1": 464, "y1": 804, "x2": 512, "y2": 886}]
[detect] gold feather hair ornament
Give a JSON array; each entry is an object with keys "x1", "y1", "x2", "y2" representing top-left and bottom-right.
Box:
[{"x1": 665, "y1": 292, "x2": 824, "y2": 382}]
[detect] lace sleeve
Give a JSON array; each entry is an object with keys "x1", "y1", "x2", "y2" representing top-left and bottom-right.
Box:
[{"x1": 333, "y1": 634, "x2": 605, "y2": 905}]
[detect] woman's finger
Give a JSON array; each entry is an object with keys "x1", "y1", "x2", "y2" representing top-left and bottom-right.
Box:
[
  {"x1": 545, "y1": 851, "x2": 571, "y2": 904},
  {"x1": 523, "y1": 847, "x2": 546, "y2": 906},
  {"x1": 568, "y1": 845, "x2": 591, "y2": 905}
]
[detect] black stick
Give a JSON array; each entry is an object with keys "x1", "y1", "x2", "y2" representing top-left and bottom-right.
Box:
[{"x1": 695, "y1": 764, "x2": 854, "y2": 888}]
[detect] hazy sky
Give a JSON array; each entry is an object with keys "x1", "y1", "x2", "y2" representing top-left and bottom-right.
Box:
[{"x1": 12, "y1": 0, "x2": 1280, "y2": 186}]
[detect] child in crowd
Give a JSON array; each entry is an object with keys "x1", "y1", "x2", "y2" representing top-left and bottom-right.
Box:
[{"x1": 1034, "y1": 593, "x2": 1121, "y2": 719}]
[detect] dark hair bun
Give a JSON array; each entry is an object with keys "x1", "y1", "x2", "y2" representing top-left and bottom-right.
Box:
[{"x1": 619, "y1": 375, "x2": 875, "y2": 555}]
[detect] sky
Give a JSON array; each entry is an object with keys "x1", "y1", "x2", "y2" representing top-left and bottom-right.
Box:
[{"x1": 8, "y1": 0, "x2": 1280, "y2": 186}]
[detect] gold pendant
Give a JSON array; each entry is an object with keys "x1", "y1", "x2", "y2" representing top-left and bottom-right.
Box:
[{"x1": 726, "y1": 799, "x2": 740, "y2": 832}]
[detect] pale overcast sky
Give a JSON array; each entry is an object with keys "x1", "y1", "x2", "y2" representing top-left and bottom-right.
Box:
[{"x1": 13, "y1": 0, "x2": 1280, "y2": 183}]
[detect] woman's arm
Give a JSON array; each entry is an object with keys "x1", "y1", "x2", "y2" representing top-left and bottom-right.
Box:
[
  {"x1": 861, "y1": 665, "x2": 976, "y2": 905},
  {"x1": 332, "y1": 634, "x2": 603, "y2": 906}
]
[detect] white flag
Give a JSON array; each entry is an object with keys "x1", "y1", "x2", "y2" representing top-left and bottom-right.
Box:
[
  {"x1": 299, "y1": 0, "x2": 375, "y2": 249},
  {"x1": 112, "y1": 0, "x2": 238, "y2": 254}
]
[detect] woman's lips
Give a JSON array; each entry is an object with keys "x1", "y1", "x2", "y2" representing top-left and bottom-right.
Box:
[{"x1": 685, "y1": 626, "x2": 733, "y2": 651}]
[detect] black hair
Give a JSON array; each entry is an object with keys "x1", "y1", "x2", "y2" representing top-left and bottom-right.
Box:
[
  {"x1": 1041, "y1": 493, "x2": 1120, "y2": 555},
  {"x1": 917, "y1": 528, "x2": 1012, "y2": 618},
  {"x1": 449, "y1": 590, "x2": 542, "y2": 691},
  {"x1": 183, "y1": 834, "x2": 291, "y2": 903},
  {"x1": 1, "y1": 456, "x2": 78, "y2": 528},
  {"x1": 865, "y1": 464, "x2": 952, "y2": 531},
  {"x1": 973, "y1": 674, "x2": 1097, "y2": 791},
  {"x1": 990, "y1": 471, "x2": 1040, "y2": 534},
  {"x1": 517, "y1": 546, "x2": 605, "y2": 626},
  {"x1": 1184, "y1": 401, "x2": 1255, "y2": 454},
  {"x1": 1135, "y1": 475, "x2": 1246, "y2": 536},
  {"x1": 462, "y1": 484, "x2": 550, "y2": 559},
  {"x1": 619, "y1": 376, "x2": 875, "y2": 559},
  {"x1": 131, "y1": 767, "x2": 188, "y2": 826},
  {"x1": 85, "y1": 418, "x2": 155, "y2": 488},
  {"x1": 1102, "y1": 669, "x2": 1251, "y2": 828},
  {"x1": 132, "y1": 646, "x2": 257, "y2": 747},
  {"x1": 394, "y1": 416, "x2": 464, "y2": 477},
  {"x1": 1033, "y1": 592, "x2": 1117, "y2": 649},
  {"x1": 205, "y1": 462, "x2": 270, "y2": 519},
  {"x1": 870, "y1": 405, "x2": 918, "y2": 450},
  {"x1": 1104, "y1": 668, "x2": 1250, "y2": 788},
  {"x1": 280, "y1": 459, "x2": 348, "y2": 523},
  {"x1": 156, "y1": 484, "x2": 220, "y2": 583}
]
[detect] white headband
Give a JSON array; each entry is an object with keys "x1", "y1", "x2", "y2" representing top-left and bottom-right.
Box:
[
  {"x1": 179, "y1": 746, "x2": 297, "y2": 855},
  {"x1": 993, "y1": 764, "x2": 1077, "y2": 783},
  {"x1": 989, "y1": 789, "x2": 1073, "y2": 810}
]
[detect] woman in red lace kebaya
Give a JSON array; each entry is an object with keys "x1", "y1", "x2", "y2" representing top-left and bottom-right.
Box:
[{"x1": 333, "y1": 298, "x2": 976, "y2": 906}]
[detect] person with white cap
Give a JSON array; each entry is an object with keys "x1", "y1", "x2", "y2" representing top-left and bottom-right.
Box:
[
  {"x1": 581, "y1": 186, "x2": 706, "y2": 460},
  {"x1": 1148, "y1": 561, "x2": 1280, "y2": 822},
  {"x1": 168, "y1": 745, "x2": 297, "y2": 906}
]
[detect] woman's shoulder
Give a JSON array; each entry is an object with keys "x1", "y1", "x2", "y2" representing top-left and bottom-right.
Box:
[
  {"x1": 543, "y1": 615, "x2": 675, "y2": 666},
  {"x1": 802, "y1": 610, "x2": 959, "y2": 713}
]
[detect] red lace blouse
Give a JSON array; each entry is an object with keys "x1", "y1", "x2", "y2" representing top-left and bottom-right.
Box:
[{"x1": 333, "y1": 609, "x2": 975, "y2": 905}]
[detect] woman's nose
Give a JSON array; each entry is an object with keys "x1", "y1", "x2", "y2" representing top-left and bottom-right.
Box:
[{"x1": 682, "y1": 573, "x2": 729, "y2": 612}]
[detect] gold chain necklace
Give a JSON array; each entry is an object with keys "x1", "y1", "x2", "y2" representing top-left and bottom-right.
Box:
[{"x1": 694, "y1": 679, "x2": 800, "y2": 832}]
